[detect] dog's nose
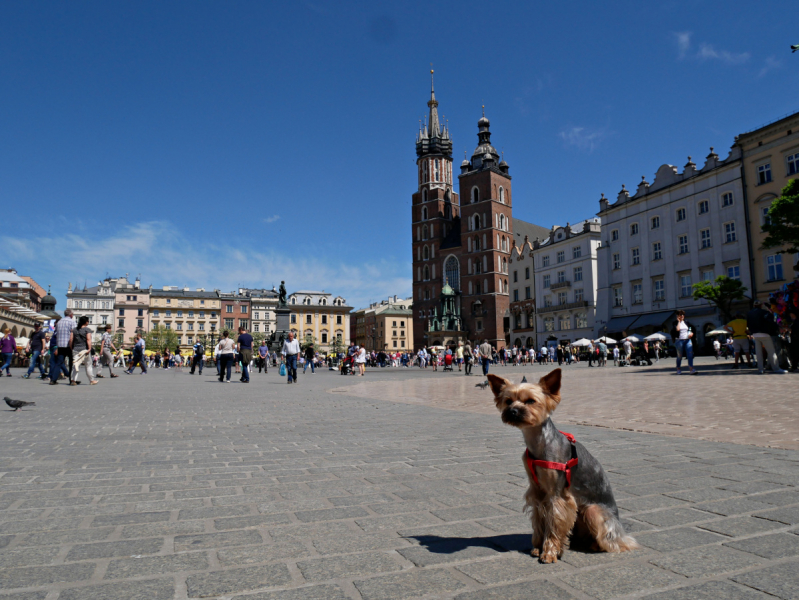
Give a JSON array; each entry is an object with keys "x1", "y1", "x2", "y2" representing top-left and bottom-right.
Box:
[{"x1": 509, "y1": 408, "x2": 520, "y2": 418}]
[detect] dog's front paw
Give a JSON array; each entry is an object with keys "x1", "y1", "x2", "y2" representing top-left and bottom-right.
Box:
[
  {"x1": 530, "y1": 548, "x2": 540, "y2": 557},
  {"x1": 539, "y1": 550, "x2": 558, "y2": 564}
]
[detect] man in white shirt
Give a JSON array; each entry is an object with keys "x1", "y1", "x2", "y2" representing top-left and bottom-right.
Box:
[
  {"x1": 479, "y1": 339, "x2": 492, "y2": 376},
  {"x1": 281, "y1": 332, "x2": 301, "y2": 384}
]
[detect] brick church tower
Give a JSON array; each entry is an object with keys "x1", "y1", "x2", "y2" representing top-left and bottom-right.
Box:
[
  {"x1": 411, "y1": 71, "x2": 461, "y2": 350},
  {"x1": 458, "y1": 108, "x2": 513, "y2": 348}
]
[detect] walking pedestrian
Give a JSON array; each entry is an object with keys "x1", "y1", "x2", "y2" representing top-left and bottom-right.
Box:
[
  {"x1": 216, "y1": 330, "x2": 236, "y2": 383},
  {"x1": 237, "y1": 326, "x2": 253, "y2": 383},
  {"x1": 258, "y1": 340, "x2": 268, "y2": 373},
  {"x1": 23, "y1": 322, "x2": 47, "y2": 379},
  {"x1": 463, "y1": 341, "x2": 473, "y2": 376},
  {"x1": 281, "y1": 331, "x2": 300, "y2": 384},
  {"x1": 303, "y1": 342, "x2": 315, "y2": 374},
  {"x1": 50, "y1": 309, "x2": 76, "y2": 384},
  {"x1": 126, "y1": 333, "x2": 148, "y2": 374},
  {"x1": 479, "y1": 339, "x2": 492, "y2": 377},
  {"x1": 98, "y1": 324, "x2": 119, "y2": 378},
  {"x1": 356, "y1": 344, "x2": 366, "y2": 376},
  {"x1": 746, "y1": 301, "x2": 786, "y2": 374},
  {"x1": 672, "y1": 310, "x2": 697, "y2": 375},
  {"x1": 69, "y1": 316, "x2": 97, "y2": 385},
  {"x1": 0, "y1": 327, "x2": 17, "y2": 376},
  {"x1": 190, "y1": 338, "x2": 204, "y2": 375}
]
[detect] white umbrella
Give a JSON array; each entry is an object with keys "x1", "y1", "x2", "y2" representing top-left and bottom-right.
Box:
[
  {"x1": 14, "y1": 337, "x2": 30, "y2": 348},
  {"x1": 622, "y1": 334, "x2": 646, "y2": 342},
  {"x1": 571, "y1": 338, "x2": 593, "y2": 347},
  {"x1": 645, "y1": 333, "x2": 668, "y2": 341},
  {"x1": 706, "y1": 329, "x2": 729, "y2": 336},
  {"x1": 594, "y1": 336, "x2": 617, "y2": 344}
]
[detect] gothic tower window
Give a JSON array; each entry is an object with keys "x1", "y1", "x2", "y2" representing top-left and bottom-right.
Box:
[
  {"x1": 499, "y1": 187, "x2": 505, "y2": 203},
  {"x1": 423, "y1": 225, "x2": 428, "y2": 240},
  {"x1": 472, "y1": 187, "x2": 479, "y2": 203},
  {"x1": 473, "y1": 236, "x2": 480, "y2": 251},
  {"x1": 445, "y1": 256, "x2": 460, "y2": 290},
  {"x1": 422, "y1": 206, "x2": 428, "y2": 220},
  {"x1": 434, "y1": 159, "x2": 440, "y2": 181},
  {"x1": 423, "y1": 245, "x2": 429, "y2": 260},
  {"x1": 422, "y1": 189, "x2": 428, "y2": 203},
  {"x1": 500, "y1": 214, "x2": 505, "y2": 231},
  {"x1": 424, "y1": 265, "x2": 430, "y2": 280},
  {"x1": 474, "y1": 214, "x2": 481, "y2": 230},
  {"x1": 423, "y1": 161, "x2": 428, "y2": 183}
]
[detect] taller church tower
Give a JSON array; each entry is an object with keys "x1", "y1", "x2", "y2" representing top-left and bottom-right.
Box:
[{"x1": 411, "y1": 71, "x2": 461, "y2": 350}]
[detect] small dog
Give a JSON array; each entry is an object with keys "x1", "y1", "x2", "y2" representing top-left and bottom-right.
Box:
[
  {"x1": 487, "y1": 370, "x2": 637, "y2": 563},
  {"x1": 475, "y1": 380, "x2": 490, "y2": 390}
]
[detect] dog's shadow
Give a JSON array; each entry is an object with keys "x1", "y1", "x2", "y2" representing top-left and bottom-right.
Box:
[{"x1": 406, "y1": 533, "x2": 605, "y2": 557}]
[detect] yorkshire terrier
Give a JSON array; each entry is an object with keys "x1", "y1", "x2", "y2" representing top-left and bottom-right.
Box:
[{"x1": 487, "y1": 369, "x2": 638, "y2": 563}]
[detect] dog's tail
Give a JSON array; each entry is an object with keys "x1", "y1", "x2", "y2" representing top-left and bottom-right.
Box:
[{"x1": 582, "y1": 504, "x2": 639, "y2": 553}]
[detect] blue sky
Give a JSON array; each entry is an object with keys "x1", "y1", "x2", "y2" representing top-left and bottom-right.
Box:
[{"x1": 2, "y1": 1, "x2": 797, "y2": 310}]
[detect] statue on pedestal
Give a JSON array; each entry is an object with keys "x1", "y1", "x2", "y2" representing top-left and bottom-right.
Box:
[{"x1": 278, "y1": 281, "x2": 288, "y2": 307}]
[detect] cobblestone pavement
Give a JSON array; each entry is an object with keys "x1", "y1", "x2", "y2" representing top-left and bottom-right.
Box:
[
  {"x1": 336, "y1": 357, "x2": 799, "y2": 450},
  {"x1": 0, "y1": 363, "x2": 796, "y2": 599}
]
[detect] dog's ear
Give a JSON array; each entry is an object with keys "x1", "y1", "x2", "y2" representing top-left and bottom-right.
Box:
[
  {"x1": 538, "y1": 368, "x2": 562, "y2": 400},
  {"x1": 486, "y1": 374, "x2": 510, "y2": 397}
]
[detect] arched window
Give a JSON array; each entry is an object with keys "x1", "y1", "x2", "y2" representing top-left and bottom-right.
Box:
[
  {"x1": 474, "y1": 215, "x2": 481, "y2": 230},
  {"x1": 423, "y1": 245, "x2": 429, "y2": 260},
  {"x1": 291, "y1": 298, "x2": 296, "y2": 305},
  {"x1": 434, "y1": 159, "x2": 440, "y2": 181},
  {"x1": 422, "y1": 189, "x2": 428, "y2": 203},
  {"x1": 472, "y1": 187, "x2": 479, "y2": 203},
  {"x1": 500, "y1": 214, "x2": 505, "y2": 230},
  {"x1": 499, "y1": 187, "x2": 505, "y2": 203},
  {"x1": 422, "y1": 206, "x2": 428, "y2": 220},
  {"x1": 445, "y1": 256, "x2": 460, "y2": 291},
  {"x1": 473, "y1": 236, "x2": 480, "y2": 251},
  {"x1": 422, "y1": 225, "x2": 428, "y2": 240},
  {"x1": 444, "y1": 203, "x2": 451, "y2": 219},
  {"x1": 502, "y1": 236, "x2": 507, "y2": 251},
  {"x1": 422, "y1": 161, "x2": 428, "y2": 183},
  {"x1": 502, "y1": 257, "x2": 507, "y2": 273},
  {"x1": 424, "y1": 265, "x2": 430, "y2": 280},
  {"x1": 320, "y1": 298, "x2": 327, "y2": 305}
]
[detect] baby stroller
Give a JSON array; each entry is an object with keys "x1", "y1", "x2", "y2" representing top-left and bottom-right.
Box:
[
  {"x1": 340, "y1": 354, "x2": 354, "y2": 375},
  {"x1": 443, "y1": 354, "x2": 454, "y2": 372}
]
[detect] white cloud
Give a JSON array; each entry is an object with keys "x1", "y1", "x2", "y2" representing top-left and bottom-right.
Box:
[
  {"x1": 1, "y1": 221, "x2": 410, "y2": 311},
  {"x1": 696, "y1": 43, "x2": 750, "y2": 65},
  {"x1": 758, "y1": 56, "x2": 781, "y2": 78},
  {"x1": 264, "y1": 215, "x2": 280, "y2": 224},
  {"x1": 674, "y1": 31, "x2": 692, "y2": 59},
  {"x1": 558, "y1": 127, "x2": 608, "y2": 153}
]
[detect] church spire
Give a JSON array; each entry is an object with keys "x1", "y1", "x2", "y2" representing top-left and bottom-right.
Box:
[
  {"x1": 415, "y1": 70, "x2": 452, "y2": 159},
  {"x1": 428, "y1": 69, "x2": 441, "y2": 138}
]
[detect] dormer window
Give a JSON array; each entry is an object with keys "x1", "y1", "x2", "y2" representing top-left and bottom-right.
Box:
[{"x1": 291, "y1": 298, "x2": 296, "y2": 305}]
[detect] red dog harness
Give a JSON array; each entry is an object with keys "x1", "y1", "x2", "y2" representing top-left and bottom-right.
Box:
[{"x1": 525, "y1": 431, "x2": 579, "y2": 487}]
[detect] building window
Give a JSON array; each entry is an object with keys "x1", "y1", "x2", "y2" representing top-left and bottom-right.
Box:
[
  {"x1": 724, "y1": 222, "x2": 737, "y2": 243},
  {"x1": 499, "y1": 187, "x2": 505, "y2": 203},
  {"x1": 322, "y1": 333, "x2": 328, "y2": 343},
  {"x1": 572, "y1": 245, "x2": 582, "y2": 259},
  {"x1": 166, "y1": 299, "x2": 171, "y2": 304},
  {"x1": 703, "y1": 270, "x2": 715, "y2": 282},
  {"x1": 290, "y1": 314, "x2": 296, "y2": 324},
  {"x1": 543, "y1": 275, "x2": 551, "y2": 288},
  {"x1": 200, "y1": 300, "x2": 204, "y2": 305},
  {"x1": 118, "y1": 308, "x2": 125, "y2": 316},
  {"x1": 676, "y1": 208, "x2": 686, "y2": 222},
  {"x1": 613, "y1": 286, "x2": 623, "y2": 307},
  {"x1": 544, "y1": 295, "x2": 552, "y2": 307},
  {"x1": 679, "y1": 235, "x2": 689, "y2": 254},
  {"x1": 199, "y1": 323, "x2": 205, "y2": 331},
  {"x1": 165, "y1": 322, "x2": 171, "y2": 330},
  {"x1": 757, "y1": 163, "x2": 772, "y2": 184},
  {"x1": 611, "y1": 229, "x2": 619, "y2": 242},
  {"x1": 612, "y1": 253, "x2": 621, "y2": 270},
  {"x1": 472, "y1": 187, "x2": 479, "y2": 203},
  {"x1": 306, "y1": 315, "x2": 312, "y2": 324},
  {"x1": 513, "y1": 271, "x2": 518, "y2": 283},
  {"x1": 651, "y1": 216, "x2": 660, "y2": 229},
  {"x1": 177, "y1": 310, "x2": 183, "y2": 317},
  {"x1": 574, "y1": 288, "x2": 584, "y2": 302},
  {"x1": 576, "y1": 312, "x2": 587, "y2": 328},
  {"x1": 722, "y1": 192, "x2": 734, "y2": 207},
  {"x1": 118, "y1": 318, "x2": 124, "y2": 328},
  {"x1": 630, "y1": 223, "x2": 639, "y2": 236},
  {"x1": 226, "y1": 305, "x2": 232, "y2": 313},
  {"x1": 544, "y1": 317, "x2": 554, "y2": 332},
  {"x1": 653, "y1": 242, "x2": 662, "y2": 261},
  {"x1": 224, "y1": 319, "x2": 233, "y2": 330},
  {"x1": 525, "y1": 267, "x2": 530, "y2": 279},
  {"x1": 523, "y1": 286, "x2": 530, "y2": 300},
  {"x1": 176, "y1": 323, "x2": 183, "y2": 331},
  {"x1": 253, "y1": 323, "x2": 260, "y2": 332},
  {"x1": 165, "y1": 310, "x2": 171, "y2": 317},
  {"x1": 187, "y1": 323, "x2": 194, "y2": 331},
  {"x1": 241, "y1": 305, "x2": 248, "y2": 313},
  {"x1": 542, "y1": 255, "x2": 550, "y2": 267},
  {"x1": 767, "y1": 254, "x2": 783, "y2": 281},
  {"x1": 557, "y1": 251, "x2": 565, "y2": 263},
  {"x1": 101, "y1": 315, "x2": 108, "y2": 325},
  {"x1": 698, "y1": 200, "x2": 709, "y2": 214},
  {"x1": 680, "y1": 274, "x2": 692, "y2": 297},
  {"x1": 654, "y1": 279, "x2": 665, "y2": 301},
  {"x1": 727, "y1": 265, "x2": 741, "y2": 280},
  {"x1": 787, "y1": 153, "x2": 799, "y2": 175},
  {"x1": 513, "y1": 289, "x2": 519, "y2": 302},
  {"x1": 558, "y1": 291, "x2": 567, "y2": 305},
  {"x1": 631, "y1": 247, "x2": 640, "y2": 265},
  {"x1": 574, "y1": 266, "x2": 583, "y2": 282},
  {"x1": 321, "y1": 315, "x2": 327, "y2": 324},
  {"x1": 337, "y1": 315, "x2": 342, "y2": 325},
  {"x1": 632, "y1": 283, "x2": 643, "y2": 304},
  {"x1": 558, "y1": 314, "x2": 570, "y2": 330},
  {"x1": 700, "y1": 228, "x2": 712, "y2": 249},
  {"x1": 557, "y1": 271, "x2": 565, "y2": 283}
]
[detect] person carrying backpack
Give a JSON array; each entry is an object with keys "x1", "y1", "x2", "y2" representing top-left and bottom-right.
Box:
[{"x1": 190, "y1": 339, "x2": 204, "y2": 375}]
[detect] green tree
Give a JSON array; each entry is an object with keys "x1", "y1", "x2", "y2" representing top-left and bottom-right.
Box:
[
  {"x1": 301, "y1": 333, "x2": 319, "y2": 353},
  {"x1": 763, "y1": 178, "x2": 799, "y2": 259},
  {"x1": 143, "y1": 325, "x2": 179, "y2": 353},
  {"x1": 328, "y1": 336, "x2": 345, "y2": 356},
  {"x1": 251, "y1": 332, "x2": 267, "y2": 348},
  {"x1": 692, "y1": 276, "x2": 748, "y2": 323}
]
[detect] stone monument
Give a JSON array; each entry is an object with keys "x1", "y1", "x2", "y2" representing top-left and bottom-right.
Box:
[{"x1": 269, "y1": 280, "x2": 292, "y2": 352}]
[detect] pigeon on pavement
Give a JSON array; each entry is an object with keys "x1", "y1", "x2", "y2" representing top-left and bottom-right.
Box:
[
  {"x1": 521, "y1": 376, "x2": 527, "y2": 383},
  {"x1": 475, "y1": 381, "x2": 490, "y2": 390},
  {"x1": 4, "y1": 397, "x2": 36, "y2": 411}
]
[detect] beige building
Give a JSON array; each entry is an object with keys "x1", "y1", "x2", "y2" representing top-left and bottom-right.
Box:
[
  {"x1": 240, "y1": 288, "x2": 278, "y2": 337},
  {"x1": 288, "y1": 291, "x2": 351, "y2": 351},
  {"x1": 352, "y1": 296, "x2": 413, "y2": 352},
  {"x1": 149, "y1": 287, "x2": 221, "y2": 350},
  {"x1": 114, "y1": 277, "x2": 150, "y2": 345},
  {"x1": 736, "y1": 113, "x2": 799, "y2": 301}
]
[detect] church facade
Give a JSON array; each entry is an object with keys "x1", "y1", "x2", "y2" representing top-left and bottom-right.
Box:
[{"x1": 411, "y1": 74, "x2": 518, "y2": 350}]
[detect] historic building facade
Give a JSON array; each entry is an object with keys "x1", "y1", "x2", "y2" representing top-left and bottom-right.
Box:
[
  {"x1": 507, "y1": 220, "x2": 550, "y2": 349},
  {"x1": 241, "y1": 288, "x2": 278, "y2": 336},
  {"x1": 220, "y1": 292, "x2": 250, "y2": 333},
  {"x1": 149, "y1": 288, "x2": 221, "y2": 349},
  {"x1": 113, "y1": 277, "x2": 150, "y2": 344},
  {"x1": 352, "y1": 295, "x2": 413, "y2": 351},
  {"x1": 67, "y1": 277, "x2": 118, "y2": 333},
  {"x1": 287, "y1": 291, "x2": 350, "y2": 350},
  {"x1": 736, "y1": 113, "x2": 799, "y2": 301},
  {"x1": 595, "y1": 146, "x2": 751, "y2": 346},
  {"x1": 411, "y1": 75, "x2": 530, "y2": 350},
  {"x1": 0, "y1": 269, "x2": 45, "y2": 313}
]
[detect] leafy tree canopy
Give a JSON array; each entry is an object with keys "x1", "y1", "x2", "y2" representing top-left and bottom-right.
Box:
[
  {"x1": 692, "y1": 276, "x2": 748, "y2": 323},
  {"x1": 763, "y1": 178, "x2": 799, "y2": 256}
]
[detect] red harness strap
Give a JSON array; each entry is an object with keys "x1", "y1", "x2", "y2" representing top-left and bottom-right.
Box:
[{"x1": 525, "y1": 431, "x2": 579, "y2": 487}]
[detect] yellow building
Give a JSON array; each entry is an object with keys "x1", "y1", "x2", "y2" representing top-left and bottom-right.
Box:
[
  {"x1": 288, "y1": 291, "x2": 351, "y2": 351},
  {"x1": 149, "y1": 287, "x2": 221, "y2": 350},
  {"x1": 352, "y1": 296, "x2": 413, "y2": 352},
  {"x1": 737, "y1": 113, "x2": 799, "y2": 301}
]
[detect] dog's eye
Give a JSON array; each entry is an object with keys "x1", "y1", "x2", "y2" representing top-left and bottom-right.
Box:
[{"x1": 524, "y1": 399, "x2": 535, "y2": 404}]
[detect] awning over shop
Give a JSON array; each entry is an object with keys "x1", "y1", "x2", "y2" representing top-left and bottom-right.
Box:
[
  {"x1": 682, "y1": 306, "x2": 716, "y2": 318},
  {"x1": 603, "y1": 315, "x2": 640, "y2": 332},
  {"x1": 629, "y1": 310, "x2": 675, "y2": 330}
]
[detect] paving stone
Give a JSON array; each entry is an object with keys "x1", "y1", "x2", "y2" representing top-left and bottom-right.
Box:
[
  {"x1": 755, "y1": 490, "x2": 799, "y2": 506},
  {"x1": 732, "y1": 561, "x2": 799, "y2": 599},
  {"x1": 16, "y1": 527, "x2": 114, "y2": 547},
  {"x1": 641, "y1": 579, "x2": 774, "y2": 599},
  {"x1": 0, "y1": 518, "x2": 83, "y2": 535},
  {"x1": 455, "y1": 580, "x2": 577, "y2": 600},
  {"x1": 476, "y1": 514, "x2": 531, "y2": 533},
  {"x1": 217, "y1": 541, "x2": 313, "y2": 566},
  {"x1": 297, "y1": 551, "x2": 403, "y2": 582},
  {"x1": 328, "y1": 493, "x2": 395, "y2": 507},
  {"x1": 724, "y1": 533, "x2": 799, "y2": 559},
  {"x1": 269, "y1": 521, "x2": 354, "y2": 541},
  {"x1": 698, "y1": 516, "x2": 788, "y2": 537},
  {"x1": 663, "y1": 487, "x2": 741, "y2": 503},
  {"x1": 616, "y1": 494, "x2": 689, "y2": 512},
  {"x1": 633, "y1": 507, "x2": 716, "y2": 527},
  {"x1": 240, "y1": 584, "x2": 351, "y2": 600},
  {"x1": 91, "y1": 511, "x2": 171, "y2": 526},
  {"x1": 636, "y1": 527, "x2": 726, "y2": 552},
  {"x1": 354, "y1": 568, "x2": 467, "y2": 600},
  {"x1": 175, "y1": 529, "x2": 262, "y2": 551},
  {"x1": 561, "y1": 562, "x2": 679, "y2": 599},
  {"x1": 121, "y1": 520, "x2": 206, "y2": 539},
  {"x1": 719, "y1": 480, "x2": 792, "y2": 494},
  {"x1": 0, "y1": 536, "x2": 12, "y2": 549},
  {"x1": 312, "y1": 533, "x2": 408, "y2": 555},
  {"x1": 430, "y1": 504, "x2": 510, "y2": 522},
  {"x1": 650, "y1": 545, "x2": 762, "y2": 577},
  {"x1": 293, "y1": 506, "x2": 368, "y2": 522},
  {"x1": 397, "y1": 537, "x2": 500, "y2": 566},
  {"x1": 398, "y1": 521, "x2": 490, "y2": 542},
  {"x1": 356, "y1": 512, "x2": 442, "y2": 533},
  {"x1": 753, "y1": 505, "x2": 799, "y2": 525},
  {"x1": 0, "y1": 546, "x2": 61, "y2": 569},
  {"x1": 186, "y1": 564, "x2": 293, "y2": 598},
  {"x1": 0, "y1": 593, "x2": 48, "y2": 600},
  {"x1": 66, "y1": 537, "x2": 163, "y2": 561},
  {"x1": 105, "y1": 551, "x2": 209, "y2": 578},
  {"x1": 58, "y1": 578, "x2": 174, "y2": 600},
  {"x1": 559, "y1": 546, "x2": 654, "y2": 568},
  {"x1": 694, "y1": 497, "x2": 775, "y2": 516},
  {"x1": 364, "y1": 501, "x2": 434, "y2": 516},
  {"x1": 214, "y1": 514, "x2": 292, "y2": 530},
  {"x1": 178, "y1": 505, "x2": 252, "y2": 520},
  {"x1": 456, "y1": 553, "x2": 569, "y2": 584},
  {"x1": 0, "y1": 563, "x2": 95, "y2": 589}
]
